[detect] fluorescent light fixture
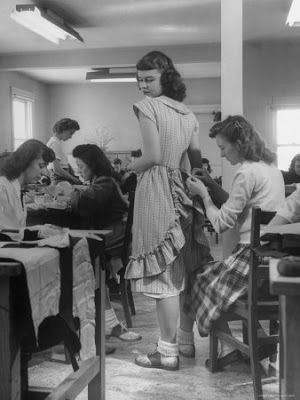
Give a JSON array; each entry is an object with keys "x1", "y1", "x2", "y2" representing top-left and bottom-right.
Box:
[
  {"x1": 287, "y1": 0, "x2": 300, "y2": 26},
  {"x1": 10, "y1": 4, "x2": 83, "y2": 44},
  {"x1": 86, "y1": 68, "x2": 137, "y2": 83}
]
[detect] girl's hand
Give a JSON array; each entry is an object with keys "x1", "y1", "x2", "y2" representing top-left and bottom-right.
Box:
[
  {"x1": 192, "y1": 167, "x2": 214, "y2": 187},
  {"x1": 186, "y1": 176, "x2": 209, "y2": 199}
]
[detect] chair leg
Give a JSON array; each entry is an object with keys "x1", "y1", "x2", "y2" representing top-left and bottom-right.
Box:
[
  {"x1": 242, "y1": 321, "x2": 248, "y2": 345},
  {"x1": 248, "y1": 317, "x2": 263, "y2": 400},
  {"x1": 209, "y1": 324, "x2": 219, "y2": 372},
  {"x1": 127, "y1": 280, "x2": 136, "y2": 315},
  {"x1": 120, "y1": 276, "x2": 133, "y2": 328},
  {"x1": 269, "y1": 320, "x2": 278, "y2": 363}
]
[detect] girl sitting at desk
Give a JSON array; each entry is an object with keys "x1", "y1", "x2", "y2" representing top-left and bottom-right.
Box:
[
  {"x1": 0, "y1": 139, "x2": 55, "y2": 236},
  {"x1": 268, "y1": 186, "x2": 300, "y2": 225},
  {"x1": 70, "y1": 144, "x2": 141, "y2": 346}
]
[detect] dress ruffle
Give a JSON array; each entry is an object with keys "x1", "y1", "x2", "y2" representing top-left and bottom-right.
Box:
[{"x1": 125, "y1": 215, "x2": 185, "y2": 279}]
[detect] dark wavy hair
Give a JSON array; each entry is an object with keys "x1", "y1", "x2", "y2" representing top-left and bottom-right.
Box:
[
  {"x1": 288, "y1": 153, "x2": 300, "y2": 173},
  {"x1": 53, "y1": 118, "x2": 80, "y2": 135},
  {"x1": 202, "y1": 157, "x2": 212, "y2": 173},
  {"x1": 209, "y1": 115, "x2": 276, "y2": 164},
  {"x1": 72, "y1": 144, "x2": 114, "y2": 177},
  {"x1": 1, "y1": 139, "x2": 55, "y2": 181},
  {"x1": 136, "y1": 50, "x2": 186, "y2": 102}
]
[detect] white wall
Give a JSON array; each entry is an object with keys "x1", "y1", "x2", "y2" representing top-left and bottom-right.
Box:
[
  {"x1": 0, "y1": 71, "x2": 49, "y2": 152},
  {"x1": 244, "y1": 42, "x2": 300, "y2": 152},
  {"x1": 47, "y1": 77, "x2": 221, "y2": 170}
]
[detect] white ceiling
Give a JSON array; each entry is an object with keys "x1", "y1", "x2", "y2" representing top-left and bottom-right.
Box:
[{"x1": 0, "y1": 0, "x2": 298, "y2": 83}]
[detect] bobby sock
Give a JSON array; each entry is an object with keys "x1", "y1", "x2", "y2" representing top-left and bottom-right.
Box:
[
  {"x1": 157, "y1": 338, "x2": 179, "y2": 357},
  {"x1": 178, "y1": 327, "x2": 194, "y2": 345}
]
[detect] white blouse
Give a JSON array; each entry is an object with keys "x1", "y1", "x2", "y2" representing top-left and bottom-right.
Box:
[
  {"x1": 47, "y1": 136, "x2": 69, "y2": 169},
  {"x1": 276, "y1": 188, "x2": 300, "y2": 223},
  {"x1": 206, "y1": 161, "x2": 285, "y2": 243},
  {"x1": 0, "y1": 176, "x2": 26, "y2": 230}
]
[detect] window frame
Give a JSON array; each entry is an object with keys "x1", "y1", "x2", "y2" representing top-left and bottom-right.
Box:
[
  {"x1": 10, "y1": 87, "x2": 34, "y2": 151},
  {"x1": 271, "y1": 100, "x2": 300, "y2": 170}
]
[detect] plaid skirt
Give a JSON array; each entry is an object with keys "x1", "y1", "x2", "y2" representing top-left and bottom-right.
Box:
[{"x1": 184, "y1": 244, "x2": 250, "y2": 336}]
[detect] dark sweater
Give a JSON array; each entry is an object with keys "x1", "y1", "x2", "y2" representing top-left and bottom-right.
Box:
[
  {"x1": 281, "y1": 170, "x2": 300, "y2": 185},
  {"x1": 71, "y1": 176, "x2": 128, "y2": 229}
]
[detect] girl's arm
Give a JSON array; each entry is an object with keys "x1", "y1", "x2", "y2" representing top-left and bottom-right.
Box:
[
  {"x1": 187, "y1": 124, "x2": 202, "y2": 170},
  {"x1": 128, "y1": 114, "x2": 160, "y2": 173},
  {"x1": 52, "y1": 159, "x2": 81, "y2": 184}
]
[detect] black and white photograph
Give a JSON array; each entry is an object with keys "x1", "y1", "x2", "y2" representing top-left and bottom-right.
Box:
[{"x1": 0, "y1": 1, "x2": 299, "y2": 399}]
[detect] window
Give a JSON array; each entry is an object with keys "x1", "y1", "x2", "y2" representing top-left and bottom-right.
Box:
[
  {"x1": 11, "y1": 88, "x2": 34, "y2": 150},
  {"x1": 276, "y1": 108, "x2": 300, "y2": 170}
]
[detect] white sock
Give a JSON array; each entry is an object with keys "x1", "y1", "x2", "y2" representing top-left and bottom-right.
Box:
[
  {"x1": 157, "y1": 338, "x2": 179, "y2": 357},
  {"x1": 105, "y1": 308, "x2": 119, "y2": 333},
  {"x1": 178, "y1": 327, "x2": 194, "y2": 345}
]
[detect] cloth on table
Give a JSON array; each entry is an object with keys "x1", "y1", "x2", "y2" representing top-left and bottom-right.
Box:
[{"x1": 0, "y1": 233, "x2": 97, "y2": 360}]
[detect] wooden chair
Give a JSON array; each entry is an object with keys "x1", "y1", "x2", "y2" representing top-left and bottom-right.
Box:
[
  {"x1": 208, "y1": 207, "x2": 279, "y2": 400},
  {"x1": 109, "y1": 189, "x2": 136, "y2": 328}
]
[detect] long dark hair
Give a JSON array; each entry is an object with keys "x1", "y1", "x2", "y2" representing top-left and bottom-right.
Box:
[
  {"x1": 136, "y1": 50, "x2": 186, "y2": 102},
  {"x1": 288, "y1": 153, "x2": 300, "y2": 173},
  {"x1": 1, "y1": 139, "x2": 55, "y2": 181},
  {"x1": 53, "y1": 118, "x2": 80, "y2": 134},
  {"x1": 72, "y1": 144, "x2": 114, "y2": 177},
  {"x1": 209, "y1": 115, "x2": 276, "y2": 164}
]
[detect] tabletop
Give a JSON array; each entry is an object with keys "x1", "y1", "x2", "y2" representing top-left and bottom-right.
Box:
[{"x1": 269, "y1": 258, "x2": 300, "y2": 296}]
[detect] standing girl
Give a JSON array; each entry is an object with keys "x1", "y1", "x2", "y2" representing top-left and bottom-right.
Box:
[{"x1": 125, "y1": 51, "x2": 208, "y2": 370}]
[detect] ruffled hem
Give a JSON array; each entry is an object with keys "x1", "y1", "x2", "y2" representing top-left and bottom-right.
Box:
[{"x1": 125, "y1": 217, "x2": 185, "y2": 279}]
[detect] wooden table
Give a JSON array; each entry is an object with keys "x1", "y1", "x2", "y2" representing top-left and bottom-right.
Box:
[
  {"x1": 0, "y1": 232, "x2": 110, "y2": 400},
  {"x1": 270, "y1": 258, "x2": 300, "y2": 400}
]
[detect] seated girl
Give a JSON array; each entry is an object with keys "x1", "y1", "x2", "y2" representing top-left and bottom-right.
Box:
[
  {"x1": 269, "y1": 186, "x2": 300, "y2": 225},
  {"x1": 0, "y1": 139, "x2": 55, "y2": 239},
  {"x1": 70, "y1": 144, "x2": 141, "y2": 345},
  {"x1": 179, "y1": 115, "x2": 285, "y2": 360}
]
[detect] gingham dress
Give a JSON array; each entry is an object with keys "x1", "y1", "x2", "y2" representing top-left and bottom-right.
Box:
[{"x1": 125, "y1": 96, "x2": 211, "y2": 294}]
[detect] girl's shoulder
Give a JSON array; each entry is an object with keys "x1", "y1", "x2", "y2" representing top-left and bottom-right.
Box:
[{"x1": 134, "y1": 96, "x2": 193, "y2": 115}]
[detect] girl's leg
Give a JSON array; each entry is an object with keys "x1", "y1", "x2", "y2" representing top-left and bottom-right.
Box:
[
  {"x1": 178, "y1": 291, "x2": 195, "y2": 357},
  {"x1": 135, "y1": 295, "x2": 180, "y2": 370},
  {"x1": 156, "y1": 295, "x2": 179, "y2": 343},
  {"x1": 105, "y1": 286, "x2": 142, "y2": 342}
]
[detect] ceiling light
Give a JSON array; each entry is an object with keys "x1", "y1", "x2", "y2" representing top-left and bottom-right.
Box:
[
  {"x1": 86, "y1": 68, "x2": 137, "y2": 83},
  {"x1": 10, "y1": 4, "x2": 84, "y2": 44},
  {"x1": 286, "y1": 0, "x2": 300, "y2": 27}
]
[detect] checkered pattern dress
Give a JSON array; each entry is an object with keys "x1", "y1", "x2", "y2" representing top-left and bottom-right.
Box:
[{"x1": 125, "y1": 96, "x2": 211, "y2": 295}]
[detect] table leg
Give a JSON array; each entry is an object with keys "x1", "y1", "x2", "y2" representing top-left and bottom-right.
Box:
[
  {"x1": 0, "y1": 277, "x2": 21, "y2": 400},
  {"x1": 280, "y1": 295, "x2": 300, "y2": 400},
  {"x1": 88, "y1": 256, "x2": 105, "y2": 400}
]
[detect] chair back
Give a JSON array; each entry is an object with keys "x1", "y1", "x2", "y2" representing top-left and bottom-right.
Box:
[{"x1": 248, "y1": 207, "x2": 276, "y2": 307}]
